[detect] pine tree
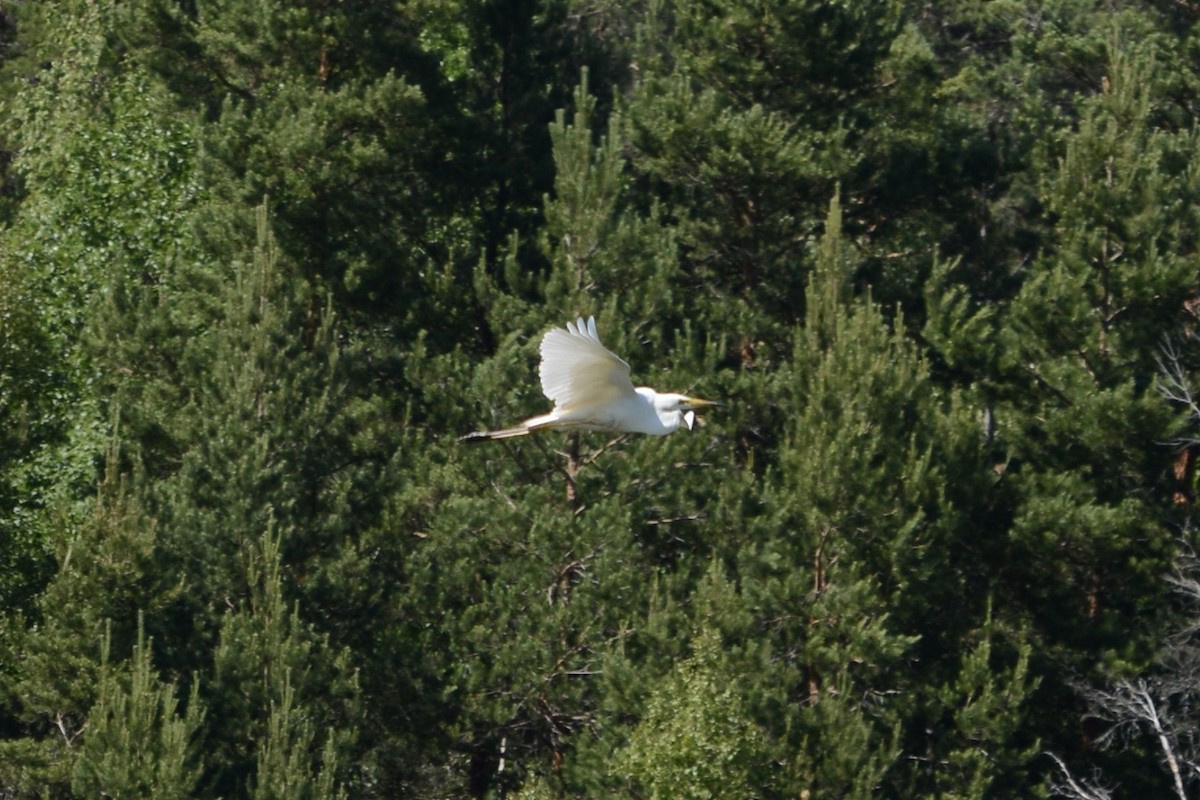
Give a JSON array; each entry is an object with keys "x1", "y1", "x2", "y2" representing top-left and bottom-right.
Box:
[
  {"x1": 71, "y1": 617, "x2": 205, "y2": 798},
  {"x1": 735, "y1": 196, "x2": 921, "y2": 797},
  {"x1": 0, "y1": 437, "x2": 180, "y2": 795},
  {"x1": 745, "y1": 195, "x2": 1038, "y2": 797},
  {"x1": 921, "y1": 15, "x2": 1196, "y2": 789},
  {"x1": 921, "y1": 603, "x2": 1041, "y2": 799},
  {"x1": 26, "y1": 0, "x2": 480, "y2": 373},
  {"x1": 90, "y1": 202, "x2": 370, "y2": 794},
  {"x1": 210, "y1": 521, "x2": 355, "y2": 800},
  {"x1": 996, "y1": 20, "x2": 1188, "y2": 682}
]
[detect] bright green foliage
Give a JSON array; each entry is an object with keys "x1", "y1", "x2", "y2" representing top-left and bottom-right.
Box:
[
  {"x1": 616, "y1": 627, "x2": 763, "y2": 800},
  {"x1": 0, "y1": 255, "x2": 55, "y2": 616},
  {"x1": 71, "y1": 619, "x2": 205, "y2": 798},
  {"x1": 0, "y1": 0, "x2": 202, "y2": 622},
  {"x1": 3, "y1": 1, "x2": 200, "y2": 357}
]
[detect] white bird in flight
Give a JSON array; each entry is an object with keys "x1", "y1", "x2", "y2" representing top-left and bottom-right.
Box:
[{"x1": 461, "y1": 316, "x2": 718, "y2": 442}]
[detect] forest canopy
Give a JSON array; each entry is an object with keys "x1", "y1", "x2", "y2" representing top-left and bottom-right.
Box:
[{"x1": 1, "y1": 0, "x2": 1198, "y2": 797}]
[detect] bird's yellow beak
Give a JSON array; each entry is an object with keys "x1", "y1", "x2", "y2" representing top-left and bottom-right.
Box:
[{"x1": 680, "y1": 397, "x2": 720, "y2": 431}]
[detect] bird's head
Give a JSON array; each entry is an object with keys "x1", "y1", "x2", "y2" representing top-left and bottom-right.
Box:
[{"x1": 653, "y1": 392, "x2": 721, "y2": 431}]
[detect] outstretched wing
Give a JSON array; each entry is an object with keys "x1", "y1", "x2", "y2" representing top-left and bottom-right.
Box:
[{"x1": 539, "y1": 316, "x2": 637, "y2": 411}]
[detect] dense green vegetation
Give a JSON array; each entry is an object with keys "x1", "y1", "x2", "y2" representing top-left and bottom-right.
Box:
[{"x1": 1, "y1": 0, "x2": 1198, "y2": 797}]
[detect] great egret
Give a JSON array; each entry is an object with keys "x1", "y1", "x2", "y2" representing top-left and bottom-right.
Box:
[{"x1": 460, "y1": 316, "x2": 718, "y2": 442}]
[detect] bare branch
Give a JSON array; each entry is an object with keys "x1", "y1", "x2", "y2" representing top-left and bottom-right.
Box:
[
  {"x1": 1045, "y1": 752, "x2": 1115, "y2": 800},
  {"x1": 1157, "y1": 333, "x2": 1200, "y2": 447}
]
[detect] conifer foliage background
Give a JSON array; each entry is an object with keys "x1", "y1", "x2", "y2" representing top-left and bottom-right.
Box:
[{"x1": 0, "y1": 1, "x2": 1198, "y2": 797}]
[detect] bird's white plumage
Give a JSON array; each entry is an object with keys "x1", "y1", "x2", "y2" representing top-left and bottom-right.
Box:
[
  {"x1": 458, "y1": 315, "x2": 718, "y2": 442},
  {"x1": 538, "y1": 316, "x2": 637, "y2": 411}
]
